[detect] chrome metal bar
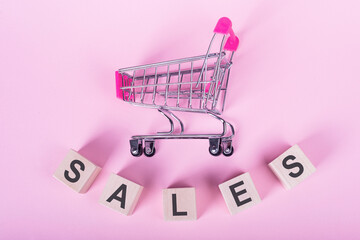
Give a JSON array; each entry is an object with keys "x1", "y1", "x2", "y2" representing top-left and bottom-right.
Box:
[
  {"x1": 221, "y1": 52, "x2": 235, "y2": 112},
  {"x1": 188, "y1": 61, "x2": 193, "y2": 108},
  {"x1": 177, "y1": 64, "x2": 181, "y2": 107},
  {"x1": 213, "y1": 36, "x2": 226, "y2": 82},
  {"x1": 157, "y1": 108, "x2": 174, "y2": 135},
  {"x1": 121, "y1": 71, "x2": 125, "y2": 101},
  {"x1": 132, "y1": 111, "x2": 228, "y2": 139},
  {"x1": 207, "y1": 111, "x2": 227, "y2": 136},
  {"x1": 222, "y1": 120, "x2": 235, "y2": 140},
  {"x1": 140, "y1": 68, "x2": 146, "y2": 103},
  {"x1": 204, "y1": 65, "x2": 226, "y2": 108},
  {"x1": 144, "y1": 74, "x2": 150, "y2": 103},
  {"x1": 159, "y1": 108, "x2": 184, "y2": 134},
  {"x1": 152, "y1": 67, "x2": 158, "y2": 104},
  {"x1": 164, "y1": 65, "x2": 170, "y2": 106},
  {"x1": 199, "y1": 72, "x2": 204, "y2": 109},
  {"x1": 120, "y1": 80, "x2": 212, "y2": 90},
  {"x1": 128, "y1": 70, "x2": 136, "y2": 100},
  {"x1": 129, "y1": 65, "x2": 220, "y2": 81},
  {"x1": 200, "y1": 58, "x2": 209, "y2": 109},
  {"x1": 212, "y1": 68, "x2": 226, "y2": 110},
  {"x1": 168, "y1": 111, "x2": 184, "y2": 134},
  {"x1": 161, "y1": 96, "x2": 204, "y2": 100},
  {"x1": 179, "y1": 73, "x2": 184, "y2": 106},
  {"x1": 212, "y1": 36, "x2": 227, "y2": 109},
  {"x1": 196, "y1": 33, "x2": 216, "y2": 87},
  {"x1": 204, "y1": 78, "x2": 214, "y2": 108},
  {"x1": 132, "y1": 133, "x2": 223, "y2": 140},
  {"x1": 119, "y1": 52, "x2": 223, "y2": 72},
  {"x1": 136, "y1": 89, "x2": 203, "y2": 95},
  {"x1": 128, "y1": 101, "x2": 221, "y2": 114}
]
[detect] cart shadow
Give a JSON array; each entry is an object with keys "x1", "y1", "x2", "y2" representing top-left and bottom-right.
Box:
[
  {"x1": 226, "y1": 2, "x2": 280, "y2": 107},
  {"x1": 117, "y1": 156, "x2": 163, "y2": 213},
  {"x1": 252, "y1": 141, "x2": 291, "y2": 198},
  {"x1": 298, "y1": 128, "x2": 341, "y2": 168},
  {"x1": 78, "y1": 129, "x2": 121, "y2": 168},
  {"x1": 169, "y1": 165, "x2": 244, "y2": 219},
  {"x1": 251, "y1": 129, "x2": 340, "y2": 198}
]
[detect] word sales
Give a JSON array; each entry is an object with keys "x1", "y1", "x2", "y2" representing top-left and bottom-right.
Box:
[{"x1": 54, "y1": 145, "x2": 315, "y2": 220}]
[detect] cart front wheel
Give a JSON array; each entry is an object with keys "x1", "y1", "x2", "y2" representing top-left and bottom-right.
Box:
[
  {"x1": 209, "y1": 138, "x2": 222, "y2": 156},
  {"x1": 130, "y1": 145, "x2": 143, "y2": 157},
  {"x1": 144, "y1": 140, "x2": 156, "y2": 157},
  {"x1": 209, "y1": 146, "x2": 222, "y2": 156},
  {"x1": 130, "y1": 139, "x2": 143, "y2": 157},
  {"x1": 144, "y1": 146, "x2": 156, "y2": 157},
  {"x1": 223, "y1": 146, "x2": 234, "y2": 157}
]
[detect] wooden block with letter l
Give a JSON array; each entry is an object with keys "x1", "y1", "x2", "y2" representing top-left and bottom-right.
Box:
[
  {"x1": 53, "y1": 149, "x2": 101, "y2": 193},
  {"x1": 99, "y1": 173, "x2": 143, "y2": 216},
  {"x1": 219, "y1": 172, "x2": 261, "y2": 215},
  {"x1": 268, "y1": 144, "x2": 316, "y2": 190},
  {"x1": 163, "y1": 187, "x2": 197, "y2": 221}
]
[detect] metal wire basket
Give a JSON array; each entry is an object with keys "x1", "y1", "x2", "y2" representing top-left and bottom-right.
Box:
[{"x1": 116, "y1": 17, "x2": 239, "y2": 157}]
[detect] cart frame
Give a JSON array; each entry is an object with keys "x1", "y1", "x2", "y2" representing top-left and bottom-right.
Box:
[{"x1": 115, "y1": 17, "x2": 239, "y2": 157}]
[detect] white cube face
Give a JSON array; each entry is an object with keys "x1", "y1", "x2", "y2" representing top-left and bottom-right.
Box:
[
  {"x1": 99, "y1": 173, "x2": 143, "y2": 216},
  {"x1": 268, "y1": 144, "x2": 316, "y2": 190},
  {"x1": 219, "y1": 172, "x2": 261, "y2": 215},
  {"x1": 163, "y1": 188, "x2": 197, "y2": 221},
  {"x1": 53, "y1": 149, "x2": 101, "y2": 193}
]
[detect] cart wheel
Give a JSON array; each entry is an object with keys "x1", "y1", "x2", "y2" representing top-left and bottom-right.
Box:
[
  {"x1": 223, "y1": 146, "x2": 234, "y2": 157},
  {"x1": 144, "y1": 140, "x2": 156, "y2": 157},
  {"x1": 144, "y1": 146, "x2": 156, "y2": 157},
  {"x1": 209, "y1": 146, "x2": 222, "y2": 156},
  {"x1": 130, "y1": 145, "x2": 143, "y2": 157},
  {"x1": 130, "y1": 139, "x2": 143, "y2": 157},
  {"x1": 209, "y1": 138, "x2": 222, "y2": 156}
]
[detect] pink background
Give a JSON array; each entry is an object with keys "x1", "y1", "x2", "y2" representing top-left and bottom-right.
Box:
[{"x1": 1, "y1": 0, "x2": 360, "y2": 239}]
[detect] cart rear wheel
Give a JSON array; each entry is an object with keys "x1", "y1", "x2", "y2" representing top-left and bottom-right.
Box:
[
  {"x1": 223, "y1": 146, "x2": 234, "y2": 157},
  {"x1": 209, "y1": 146, "x2": 222, "y2": 156},
  {"x1": 144, "y1": 146, "x2": 156, "y2": 157},
  {"x1": 130, "y1": 145, "x2": 143, "y2": 157},
  {"x1": 143, "y1": 140, "x2": 156, "y2": 157},
  {"x1": 130, "y1": 139, "x2": 143, "y2": 157}
]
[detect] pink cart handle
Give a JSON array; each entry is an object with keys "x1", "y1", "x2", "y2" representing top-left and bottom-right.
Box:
[
  {"x1": 115, "y1": 71, "x2": 133, "y2": 101},
  {"x1": 115, "y1": 71, "x2": 123, "y2": 99},
  {"x1": 213, "y1": 17, "x2": 239, "y2": 52}
]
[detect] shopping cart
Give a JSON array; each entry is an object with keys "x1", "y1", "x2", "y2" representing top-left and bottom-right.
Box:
[{"x1": 115, "y1": 17, "x2": 239, "y2": 157}]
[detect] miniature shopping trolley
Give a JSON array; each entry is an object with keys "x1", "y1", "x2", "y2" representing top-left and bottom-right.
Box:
[{"x1": 115, "y1": 17, "x2": 239, "y2": 157}]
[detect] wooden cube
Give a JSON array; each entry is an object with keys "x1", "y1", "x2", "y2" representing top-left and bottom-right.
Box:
[
  {"x1": 53, "y1": 149, "x2": 101, "y2": 193},
  {"x1": 99, "y1": 173, "x2": 143, "y2": 216},
  {"x1": 268, "y1": 144, "x2": 316, "y2": 190},
  {"x1": 163, "y1": 188, "x2": 197, "y2": 221},
  {"x1": 219, "y1": 172, "x2": 261, "y2": 215}
]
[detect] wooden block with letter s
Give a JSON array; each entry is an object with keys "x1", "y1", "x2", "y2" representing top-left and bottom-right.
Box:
[
  {"x1": 268, "y1": 144, "x2": 316, "y2": 190},
  {"x1": 219, "y1": 172, "x2": 261, "y2": 215},
  {"x1": 163, "y1": 187, "x2": 197, "y2": 221},
  {"x1": 53, "y1": 149, "x2": 101, "y2": 193},
  {"x1": 99, "y1": 173, "x2": 143, "y2": 216}
]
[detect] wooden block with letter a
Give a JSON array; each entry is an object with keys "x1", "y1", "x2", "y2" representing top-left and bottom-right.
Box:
[
  {"x1": 99, "y1": 173, "x2": 143, "y2": 216},
  {"x1": 219, "y1": 172, "x2": 261, "y2": 215},
  {"x1": 163, "y1": 187, "x2": 197, "y2": 221},
  {"x1": 53, "y1": 149, "x2": 101, "y2": 193},
  {"x1": 268, "y1": 144, "x2": 316, "y2": 190}
]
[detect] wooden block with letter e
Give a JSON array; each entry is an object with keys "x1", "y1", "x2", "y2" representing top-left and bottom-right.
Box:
[
  {"x1": 163, "y1": 187, "x2": 197, "y2": 221},
  {"x1": 219, "y1": 172, "x2": 261, "y2": 215},
  {"x1": 53, "y1": 149, "x2": 101, "y2": 193},
  {"x1": 99, "y1": 173, "x2": 143, "y2": 216},
  {"x1": 268, "y1": 144, "x2": 316, "y2": 190}
]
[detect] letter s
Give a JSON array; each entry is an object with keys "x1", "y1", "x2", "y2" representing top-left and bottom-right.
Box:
[
  {"x1": 282, "y1": 155, "x2": 304, "y2": 178},
  {"x1": 64, "y1": 160, "x2": 85, "y2": 183}
]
